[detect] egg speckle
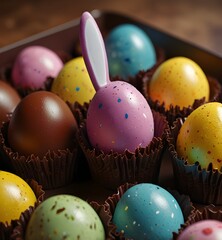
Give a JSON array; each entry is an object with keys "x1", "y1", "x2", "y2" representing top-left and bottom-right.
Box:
[
  {"x1": 51, "y1": 57, "x2": 96, "y2": 104},
  {"x1": 148, "y1": 57, "x2": 209, "y2": 109},
  {"x1": 25, "y1": 194, "x2": 105, "y2": 240},
  {"x1": 176, "y1": 102, "x2": 222, "y2": 171},
  {"x1": 105, "y1": 24, "x2": 156, "y2": 79},
  {"x1": 0, "y1": 171, "x2": 37, "y2": 224},
  {"x1": 12, "y1": 45, "x2": 63, "y2": 89},
  {"x1": 178, "y1": 220, "x2": 222, "y2": 240},
  {"x1": 87, "y1": 81, "x2": 154, "y2": 153},
  {"x1": 113, "y1": 183, "x2": 184, "y2": 240}
]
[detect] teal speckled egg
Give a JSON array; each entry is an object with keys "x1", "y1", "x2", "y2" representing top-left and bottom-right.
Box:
[
  {"x1": 105, "y1": 24, "x2": 156, "y2": 79},
  {"x1": 25, "y1": 194, "x2": 105, "y2": 240},
  {"x1": 113, "y1": 183, "x2": 184, "y2": 240}
]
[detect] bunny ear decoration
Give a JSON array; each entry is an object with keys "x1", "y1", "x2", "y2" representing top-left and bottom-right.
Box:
[
  {"x1": 79, "y1": 11, "x2": 154, "y2": 155},
  {"x1": 79, "y1": 11, "x2": 110, "y2": 91}
]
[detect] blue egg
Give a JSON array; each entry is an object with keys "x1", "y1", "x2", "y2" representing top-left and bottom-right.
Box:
[
  {"x1": 105, "y1": 24, "x2": 156, "y2": 79},
  {"x1": 113, "y1": 183, "x2": 184, "y2": 240}
]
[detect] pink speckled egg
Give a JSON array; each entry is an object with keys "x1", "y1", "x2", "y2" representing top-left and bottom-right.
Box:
[
  {"x1": 12, "y1": 45, "x2": 63, "y2": 89},
  {"x1": 86, "y1": 81, "x2": 154, "y2": 153},
  {"x1": 178, "y1": 220, "x2": 222, "y2": 240}
]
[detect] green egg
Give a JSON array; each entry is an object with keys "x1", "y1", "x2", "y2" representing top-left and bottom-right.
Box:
[{"x1": 25, "y1": 194, "x2": 105, "y2": 240}]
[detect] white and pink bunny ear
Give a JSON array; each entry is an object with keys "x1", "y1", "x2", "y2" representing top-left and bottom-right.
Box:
[{"x1": 79, "y1": 11, "x2": 110, "y2": 91}]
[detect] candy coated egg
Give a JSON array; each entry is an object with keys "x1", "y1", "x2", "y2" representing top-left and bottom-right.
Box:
[
  {"x1": 12, "y1": 45, "x2": 63, "y2": 89},
  {"x1": 8, "y1": 91, "x2": 77, "y2": 158},
  {"x1": 148, "y1": 57, "x2": 209, "y2": 109},
  {"x1": 178, "y1": 220, "x2": 222, "y2": 240},
  {"x1": 0, "y1": 171, "x2": 36, "y2": 224},
  {"x1": 176, "y1": 102, "x2": 222, "y2": 171},
  {"x1": 113, "y1": 183, "x2": 184, "y2": 240},
  {"x1": 87, "y1": 81, "x2": 154, "y2": 153},
  {"x1": 51, "y1": 57, "x2": 95, "y2": 104},
  {"x1": 105, "y1": 24, "x2": 156, "y2": 79},
  {"x1": 0, "y1": 80, "x2": 21, "y2": 127},
  {"x1": 25, "y1": 194, "x2": 105, "y2": 240}
]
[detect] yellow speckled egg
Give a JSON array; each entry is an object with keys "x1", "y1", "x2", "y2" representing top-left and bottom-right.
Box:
[
  {"x1": 176, "y1": 102, "x2": 222, "y2": 171},
  {"x1": 51, "y1": 56, "x2": 95, "y2": 105},
  {"x1": 0, "y1": 171, "x2": 37, "y2": 224},
  {"x1": 148, "y1": 57, "x2": 210, "y2": 109}
]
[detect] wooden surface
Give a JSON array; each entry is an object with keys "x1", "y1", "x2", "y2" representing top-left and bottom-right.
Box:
[{"x1": 0, "y1": 0, "x2": 222, "y2": 56}]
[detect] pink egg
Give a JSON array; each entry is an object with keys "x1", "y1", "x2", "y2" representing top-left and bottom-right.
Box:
[
  {"x1": 12, "y1": 46, "x2": 63, "y2": 89},
  {"x1": 86, "y1": 81, "x2": 154, "y2": 153},
  {"x1": 178, "y1": 220, "x2": 222, "y2": 240}
]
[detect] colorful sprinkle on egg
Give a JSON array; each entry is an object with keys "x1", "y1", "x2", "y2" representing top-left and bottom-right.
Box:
[
  {"x1": 86, "y1": 81, "x2": 154, "y2": 153},
  {"x1": 25, "y1": 195, "x2": 105, "y2": 240},
  {"x1": 113, "y1": 183, "x2": 184, "y2": 240},
  {"x1": 51, "y1": 56, "x2": 95, "y2": 105},
  {"x1": 105, "y1": 24, "x2": 156, "y2": 79},
  {"x1": 178, "y1": 220, "x2": 222, "y2": 240},
  {"x1": 176, "y1": 102, "x2": 222, "y2": 171}
]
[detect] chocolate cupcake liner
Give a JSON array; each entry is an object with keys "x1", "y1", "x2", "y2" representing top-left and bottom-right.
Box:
[
  {"x1": 104, "y1": 182, "x2": 194, "y2": 240},
  {"x1": 173, "y1": 204, "x2": 222, "y2": 239},
  {"x1": 69, "y1": 101, "x2": 89, "y2": 127},
  {"x1": 0, "y1": 145, "x2": 13, "y2": 172},
  {"x1": 68, "y1": 101, "x2": 92, "y2": 181},
  {"x1": 90, "y1": 201, "x2": 117, "y2": 240},
  {"x1": 0, "y1": 121, "x2": 79, "y2": 190},
  {"x1": 0, "y1": 179, "x2": 44, "y2": 240},
  {"x1": 0, "y1": 116, "x2": 16, "y2": 172},
  {"x1": 169, "y1": 118, "x2": 222, "y2": 205},
  {"x1": 78, "y1": 110, "x2": 169, "y2": 190},
  {"x1": 143, "y1": 75, "x2": 221, "y2": 126}
]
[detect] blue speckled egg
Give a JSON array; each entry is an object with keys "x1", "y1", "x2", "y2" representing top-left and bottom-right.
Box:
[
  {"x1": 113, "y1": 183, "x2": 184, "y2": 240},
  {"x1": 105, "y1": 24, "x2": 156, "y2": 79}
]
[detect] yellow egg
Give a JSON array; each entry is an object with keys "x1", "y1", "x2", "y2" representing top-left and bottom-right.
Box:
[
  {"x1": 0, "y1": 171, "x2": 37, "y2": 224},
  {"x1": 176, "y1": 102, "x2": 222, "y2": 171},
  {"x1": 148, "y1": 57, "x2": 210, "y2": 109},
  {"x1": 51, "y1": 56, "x2": 95, "y2": 105}
]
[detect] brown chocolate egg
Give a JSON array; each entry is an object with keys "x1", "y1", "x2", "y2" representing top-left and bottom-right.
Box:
[
  {"x1": 8, "y1": 91, "x2": 77, "y2": 157},
  {"x1": 0, "y1": 80, "x2": 21, "y2": 127}
]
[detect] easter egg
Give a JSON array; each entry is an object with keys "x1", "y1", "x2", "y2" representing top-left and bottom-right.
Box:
[
  {"x1": 87, "y1": 81, "x2": 154, "y2": 153},
  {"x1": 176, "y1": 102, "x2": 222, "y2": 171},
  {"x1": 113, "y1": 183, "x2": 184, "y2": 240},
  {"x1": 12, "y1": 45, "x2": 63, "y2": 89},
  {"x1": 25, "y1": 194, "x2": 105, "y2": 240},
  {"x1": 105, "y1": 24, "x2": 156, "y2": 79},
  {"x1": 0, "y1": 171, "x2": 37, "y2": 224},
  {"x1": 8, "y1": 91, "x2": 77, "y2": 158},
  {"x1": 0, "y1": 80, "x2": 21, "y2": 127},
  {"x1": 178, "y1": 220, "x2": 222, "y2": 240},
  {"x1": 51, "y1": 57, "x2": 95, "y2": 104},
  {"x1": 148, "y1": 57, "x2": 209, "y2": 109}
]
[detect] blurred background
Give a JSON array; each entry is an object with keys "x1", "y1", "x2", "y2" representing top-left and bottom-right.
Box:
[{"x1": 1, "y1": 0, "x2": 222, "y2": 56}]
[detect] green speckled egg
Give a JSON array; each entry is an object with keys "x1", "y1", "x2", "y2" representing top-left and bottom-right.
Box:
[{"x1": 25, "y1": 194, "x2": 105, "y2": 240}]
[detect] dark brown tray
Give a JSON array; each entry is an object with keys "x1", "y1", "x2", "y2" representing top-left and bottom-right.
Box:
[
  {"x1": 1, "y1": 9, "x2": 222, "y2": 203},
  {"x1": 1, "y1": 10, "x2": 222, "y2": 79}
]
